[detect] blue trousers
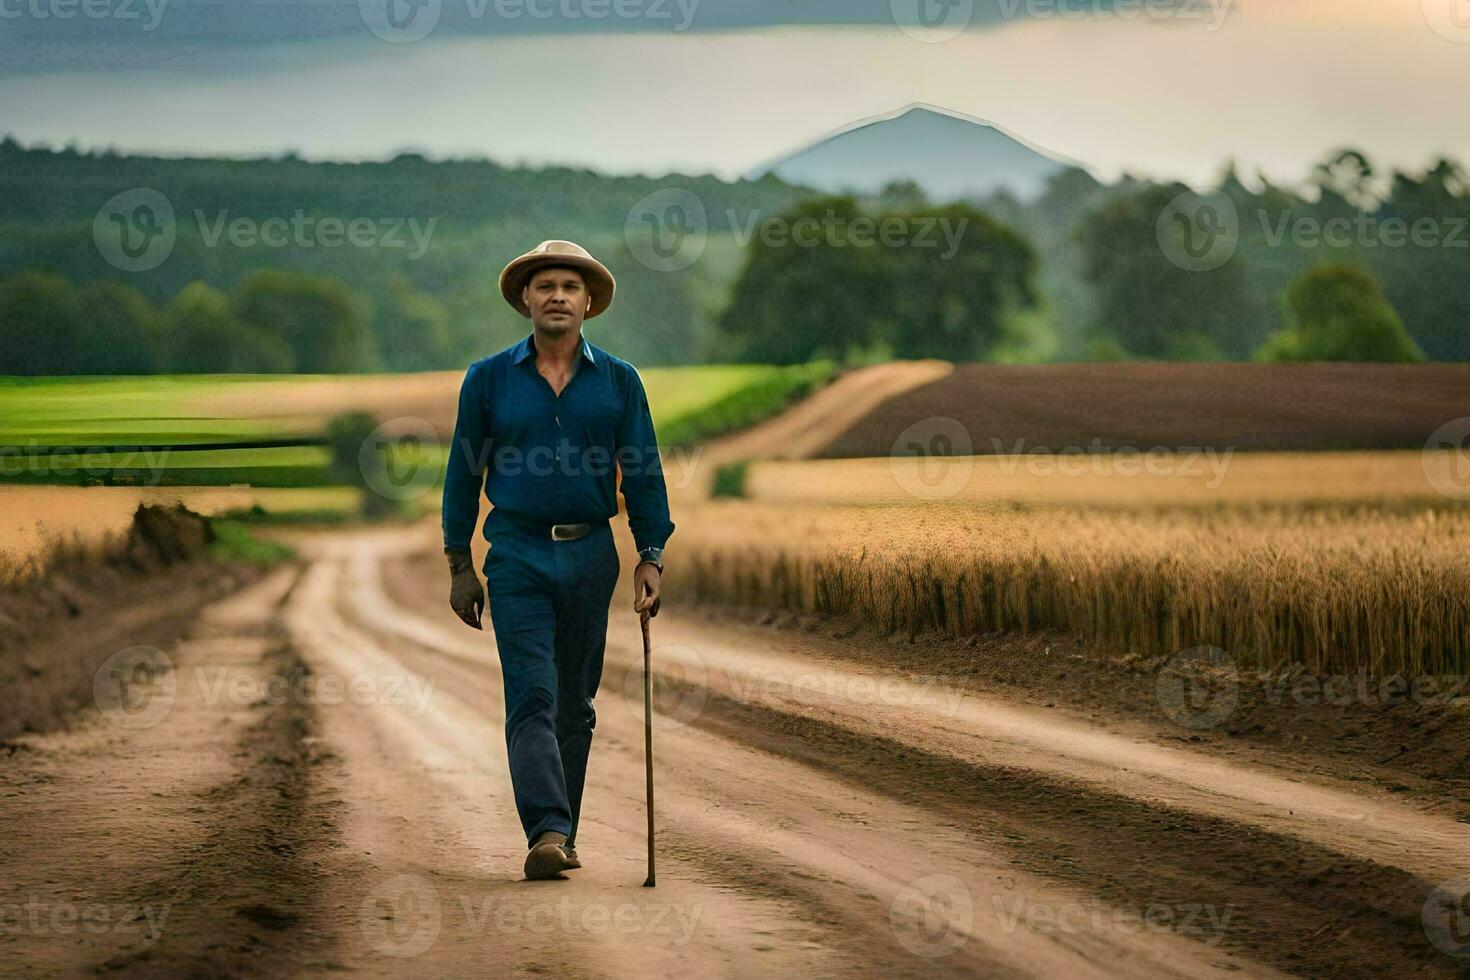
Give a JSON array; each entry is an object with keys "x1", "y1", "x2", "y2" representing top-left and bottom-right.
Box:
[{"x1": 483, "y1": 512, "x2": 621, "y2": 848}]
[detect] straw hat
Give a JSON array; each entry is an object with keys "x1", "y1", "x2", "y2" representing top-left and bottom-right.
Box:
[{"x1": 498, "y1": 240, "x2": 616, "y2": 319}]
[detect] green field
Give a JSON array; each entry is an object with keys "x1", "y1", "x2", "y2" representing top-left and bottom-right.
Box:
[{"x1": 0, "y1": 362, "x2": 834, "y2": 490}]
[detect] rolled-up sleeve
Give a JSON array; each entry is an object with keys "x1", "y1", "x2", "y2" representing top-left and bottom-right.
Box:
[
  {"x1": 615, "y1": 367, "x2": 675, "y2": 554},
  {"x1": 441, "y1": 363, "x2": 490, "y2": 553}
]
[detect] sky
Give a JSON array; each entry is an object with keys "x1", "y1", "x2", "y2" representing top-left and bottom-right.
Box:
[{"x1": 0, "y1": 0, "x2": 1465, "y2": 188}]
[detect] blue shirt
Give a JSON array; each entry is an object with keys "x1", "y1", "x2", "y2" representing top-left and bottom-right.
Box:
[{"x1": 441, "y1": 332, "x2": 675, "y2": 556}]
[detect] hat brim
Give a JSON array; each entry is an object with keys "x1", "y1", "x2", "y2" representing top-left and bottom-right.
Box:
[{"x1": 499, "y1": 254, "x2": 615, "y2": 320}]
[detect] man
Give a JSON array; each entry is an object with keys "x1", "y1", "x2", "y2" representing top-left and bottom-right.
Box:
[{"x1": 441, "y1": 240, "x2": 674, "y2": 881}]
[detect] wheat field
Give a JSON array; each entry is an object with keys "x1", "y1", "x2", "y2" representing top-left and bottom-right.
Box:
[{"x1": 667, "y1": 451, "x2": 1470, "y2": 677}]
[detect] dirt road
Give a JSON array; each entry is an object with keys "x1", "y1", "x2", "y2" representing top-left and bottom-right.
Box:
[{"x1": 2, "y1": 519, "x2": 1467, "y2": 978}]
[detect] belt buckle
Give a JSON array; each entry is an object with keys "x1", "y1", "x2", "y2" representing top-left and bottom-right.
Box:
[{"x1": 551, "y1": 523, "x2": 587, "y2": 542}]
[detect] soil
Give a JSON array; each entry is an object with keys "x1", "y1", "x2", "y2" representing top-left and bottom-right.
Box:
[
  {"x1": 818, "y1": 362, "x2": 1470, "y2": 457},
  {"x1": 3, "y1": 518, "x2": 1466, "y2": 978}
]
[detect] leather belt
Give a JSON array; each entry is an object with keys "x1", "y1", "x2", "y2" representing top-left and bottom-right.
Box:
[{"x1": 492, "y1": 509, "x2": 603, "y2": 542}]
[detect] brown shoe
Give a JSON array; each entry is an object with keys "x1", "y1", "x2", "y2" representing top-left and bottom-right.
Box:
[
  {"x1": 562, "y1": 843, "x2": 581, "y2": 869},
  {"x1": 524, "y1": 831, "x2": 574, "y2": 880}
]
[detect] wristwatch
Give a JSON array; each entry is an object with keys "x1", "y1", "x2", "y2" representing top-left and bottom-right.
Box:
[{"x1": 637, "y1": 546, "x2": 664, "y2": 573}]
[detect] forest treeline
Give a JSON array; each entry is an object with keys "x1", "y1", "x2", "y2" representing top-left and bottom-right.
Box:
[{"x1": 0, "y1": 138, "x2": 1462, "y2": 373}]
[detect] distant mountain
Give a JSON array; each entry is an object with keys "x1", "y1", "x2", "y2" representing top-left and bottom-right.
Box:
[{"x1": 748, "y1": 104, "x2": 1077, "y2": 203}]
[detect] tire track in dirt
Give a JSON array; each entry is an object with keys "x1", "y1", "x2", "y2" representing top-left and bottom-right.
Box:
[
  {"x1": 283, "y1": 547, "x2": 871, "y2": 978},
  {"x1": 582, "y1": 614, "x2": 1470, "y2": 977},
  {"x1": 682, "y1": 689, "x2": 1461, "y2": 979},
  {"x1": 0, "y1": 565, "x2": 342, "y2": 978},
  {"x1": 592, "y1": 626, "x2": 1470, "y2": 886},
  {"x1": 361, "y1": 530, "x2": 1279, "y2": 978}
]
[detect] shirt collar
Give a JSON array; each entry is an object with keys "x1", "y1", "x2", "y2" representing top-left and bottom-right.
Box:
[{"x1": 513, "y1": 332, "x2": 598, "y2": 369}]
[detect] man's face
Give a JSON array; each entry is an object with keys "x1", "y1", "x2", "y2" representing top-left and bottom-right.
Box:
[{"x1": 524, "y1": 266, "x2": 591, "y2": 336}]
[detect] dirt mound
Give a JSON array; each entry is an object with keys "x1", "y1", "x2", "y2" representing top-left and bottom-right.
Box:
[
  {"x1": 125, "y1": 502, "x2": 216, "y2": 571},
  {"x1": 0, "y1": 503, "x2": 255, "y2": 741}
]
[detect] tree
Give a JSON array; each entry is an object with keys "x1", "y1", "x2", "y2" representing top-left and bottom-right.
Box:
[
  {"x1": 231, "y1": 270, "x2": 378, "y2": 374},
  {"x1": 0, "y1": 271, "x2": 84, "y2": 375},
  {"x1": 75, "y1": 280, "x2": 162, "y2": 374},
  {"x1": 1312, "y1": 148, "x2": 1379, "y2": 211},
  {"x1": 719, "y1": 195, "x2": 883, "y2": 363},
  {"x1": 373, "y1": 275, "x2": 452, "y2": 372},
  {"x1": 161, "y1": 282, "x2": 293, "y2": 373},
  {"x1": 1076, "y1": 184, "x2": 1259, "y2": 359},
  {"x1": 886, "y1": 201, "x2": 1037, "y2": 361},
  {"x1": 1255, "y1": 265, "x2": 1424, "y2": 363},
  {"x1": 717, "y1": 196, "x2": 1037, "y2": 363}
]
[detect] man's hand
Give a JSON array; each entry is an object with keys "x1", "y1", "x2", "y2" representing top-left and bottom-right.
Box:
[
  {"x1": 447, "y1": 550, "x2": 485, "y2": 629},
  {"x1": 633, "y1": 561, "x2": 661, "y2": 618}
]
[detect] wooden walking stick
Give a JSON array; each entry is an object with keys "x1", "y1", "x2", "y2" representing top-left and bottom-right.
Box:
[{"x1": 640, "y1": 608, "x2": 656, "y2": 887}]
